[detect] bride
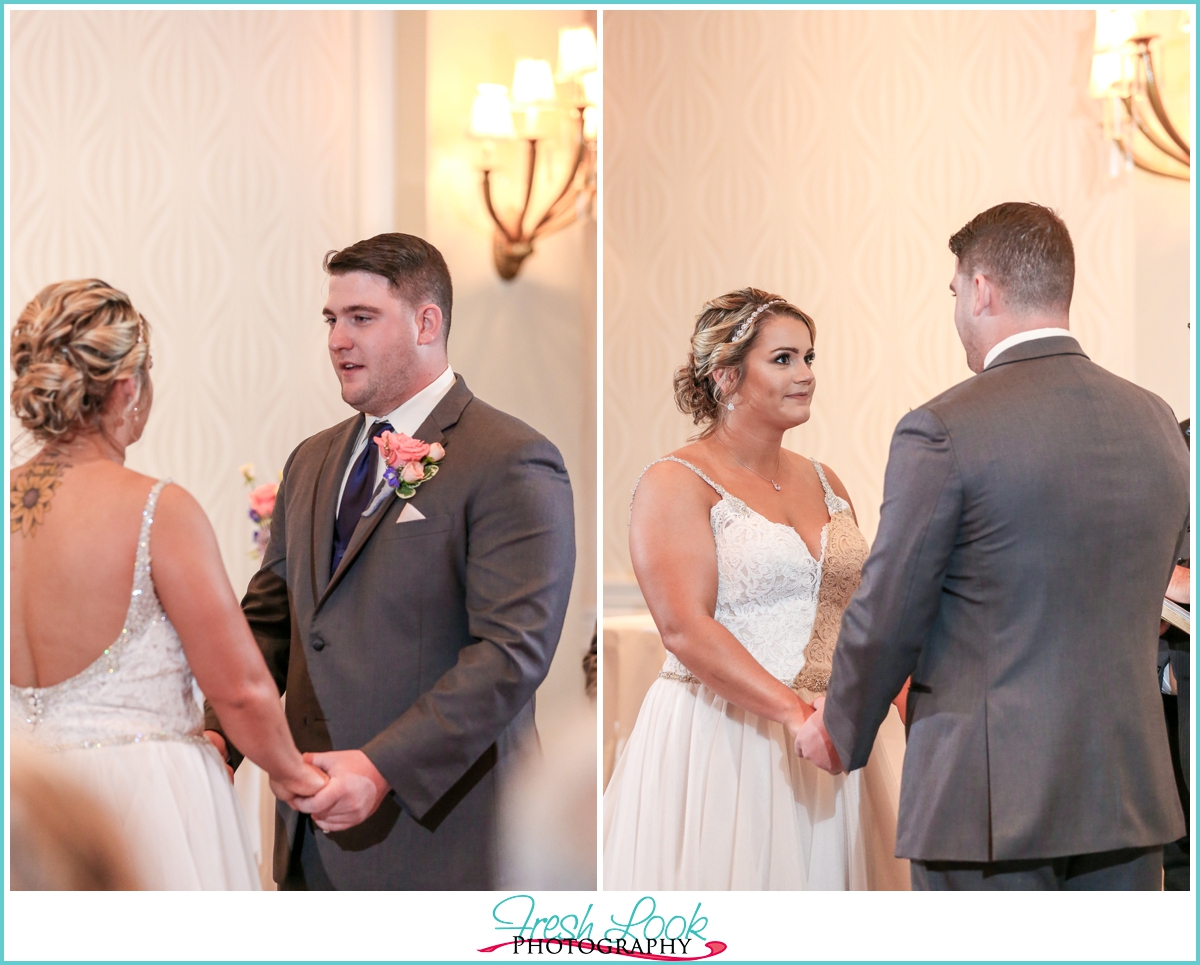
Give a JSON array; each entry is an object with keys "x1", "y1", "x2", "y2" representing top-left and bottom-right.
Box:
[
  {"x1": 9, "y1": 279, "x2": 327, "y2": 889},
  {"x1": 604, "y1": 288, "x2": 909, "y2": 890}
]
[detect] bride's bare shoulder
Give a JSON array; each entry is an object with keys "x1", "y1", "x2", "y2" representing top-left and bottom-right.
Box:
[
  {"x1": 154, "y1": 480, "x2": 211, "y2": 529},
  {"x1": 632, "y1": 445, "x2": 721, "y2": 511}
]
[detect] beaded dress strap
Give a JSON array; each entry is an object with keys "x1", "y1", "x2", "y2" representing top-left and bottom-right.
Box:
[
  {"x1": 809, "y1": 458, "x2": 834, "y2": 498},
  {"x1": 809, "y1": 458, "x2": 846, "y2": 514},
  {"x1": 630, "y1": 456, "x2": 729, "y2": 523},
  {"x1": 124, "y1": 479, "x2": 171, "y2": 641}
]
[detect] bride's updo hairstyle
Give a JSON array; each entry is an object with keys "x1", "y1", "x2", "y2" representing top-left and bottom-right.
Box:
[
  {"x1": 673, "y1": 287, "x2": 815, "y2": 437},
  {"x1": 11, "y1": 279, "x2": 150, "y2": 443}
]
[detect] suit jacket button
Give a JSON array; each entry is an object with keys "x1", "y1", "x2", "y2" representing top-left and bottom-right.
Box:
[{"x1": 311, "y1": 637, "x2": 326, "y2": 651}]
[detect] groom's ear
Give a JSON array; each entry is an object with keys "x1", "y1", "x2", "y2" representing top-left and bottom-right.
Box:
[
  {"x1": 414, "y1": 303, "x2": 445, "y2": 346},
  {"x1": 971, "y1": 273, "x2": 995, "y2": 318}
]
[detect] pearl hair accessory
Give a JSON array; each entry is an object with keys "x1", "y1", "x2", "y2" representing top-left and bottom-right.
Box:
[{"x1": 729, "y1": 299, "x2": 785, "y2": 343}]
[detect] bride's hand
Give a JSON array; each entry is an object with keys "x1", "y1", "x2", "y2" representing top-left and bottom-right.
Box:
[
  {"x1": 782, "y1": 698, "x2": 814, "y2": 752},
  {"x1": 270, "y1": 762, "x2": 330, "y2": 808}
]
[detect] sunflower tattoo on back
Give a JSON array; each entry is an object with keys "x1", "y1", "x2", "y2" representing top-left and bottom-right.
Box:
[{"x1": 11, "y1": 460, "x2": 69, "y2": 537}]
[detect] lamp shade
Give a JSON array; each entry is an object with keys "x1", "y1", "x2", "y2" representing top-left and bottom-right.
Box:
[
  {"x1": 512, "y1": 59, "x2": 556, "y2": 105},
  {"x1": 557, "y1": 27, "x2": 598, "y2": 80},
  {"x1": 1095, "y1": 8, "x2": 1138, "y2": 52},
  {"x1": 1089, "y1": 49, "x2": 1127, "y2": 97},
  {"x1": 470, "y1": 84, "x2": 516, "y2": 139},
  {"x1": 581, "y1": 70, "x2": 600, "y2": 108}
]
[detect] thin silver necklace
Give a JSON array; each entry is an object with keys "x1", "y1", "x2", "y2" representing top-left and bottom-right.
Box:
[{"x1": 716, "y1": 437, "x2": 782, "y2": 491}]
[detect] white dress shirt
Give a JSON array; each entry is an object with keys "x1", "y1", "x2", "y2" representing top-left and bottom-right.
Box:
[
  {"x1": 983, "y1": 327, "x2": 1073, "y2": 370},
  {"x1": 335, "y1": 365, "x2": 456, "y2": 515}
]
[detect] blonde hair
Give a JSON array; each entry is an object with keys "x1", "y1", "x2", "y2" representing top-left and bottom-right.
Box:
[
  {"x1": 673, "y1": 287, "x2": 815, "y2": 437},
  {"x1": 11, "y1": 279, "x2": 150, "y2": 443}
]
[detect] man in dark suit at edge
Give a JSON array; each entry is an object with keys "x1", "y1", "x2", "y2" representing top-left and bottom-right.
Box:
[
  {"x1": 204, "y1": 233, "x2": 576, "y2": 889},
  {"x1": 797, "y1": 202, "x2": 1188, "y2": 890}
]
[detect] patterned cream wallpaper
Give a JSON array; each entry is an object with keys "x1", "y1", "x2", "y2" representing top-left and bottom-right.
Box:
[
  {"x1": 9, "y1": 10, "x2": 365, "y2": 593},
  {"x1": 603, "y1": 9, "x2": 1135, "y2": 585}
]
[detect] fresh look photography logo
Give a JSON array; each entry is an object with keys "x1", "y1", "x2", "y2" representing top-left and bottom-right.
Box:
[{"x1": 479, "y1": 895, "x2": 728, "y2": 959}]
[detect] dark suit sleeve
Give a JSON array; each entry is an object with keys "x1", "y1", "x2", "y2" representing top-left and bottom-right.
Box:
[
  {"x1": 361, "y1": 436, "x2": 576, "y2": 820},
  {"x1": 824, "y1": 407, "x2": 964, "y2": 771},
  {"x1": 202, "y1": 449, "x2": 297, "y2": 770}
]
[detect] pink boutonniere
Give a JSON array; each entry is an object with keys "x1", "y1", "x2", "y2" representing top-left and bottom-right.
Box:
[{"x1": 361, "y1": 431, "x2": 445, "y2": 516}]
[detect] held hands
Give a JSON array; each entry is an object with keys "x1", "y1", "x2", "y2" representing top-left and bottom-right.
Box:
[
  {"x1": 794, "y1": 696, "x2": 845, "y2": 775},
  {"x1": 286, "y1": 750, "x2": 391, "y2": 833},
  {"x1": 205, "y1": 729, "x2": 330, "y2": 803},
  {"x1": 781, "y1": 698, "x2": 815, "y2": 758},
  {"x1": 270, "y1": 760, "x2": 330, "y2": 810}
]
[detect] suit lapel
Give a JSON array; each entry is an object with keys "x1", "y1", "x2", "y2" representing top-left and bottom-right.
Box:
[
  {"x1": 315, "y1": 376, "x2": 474, "y2": 611},
  {"x1": 311, "y1": 415, "x2": 364, "y2": 600}
]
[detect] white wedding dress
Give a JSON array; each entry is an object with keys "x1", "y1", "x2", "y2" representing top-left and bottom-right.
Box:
[
  {"x1": 10, "y1": 481, "x2": 260, "y2": 889},
  {"x1": 604, "y1": 457, "x2": 909, "y2": 890}
]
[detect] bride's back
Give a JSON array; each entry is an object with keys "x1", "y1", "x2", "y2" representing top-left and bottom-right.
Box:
[
  {"x1": 11, "y1": 460, "x2": 159, "y2": 688},
  {"x1": 8, "y1": 278, "x2": 156, "y2": 690}
]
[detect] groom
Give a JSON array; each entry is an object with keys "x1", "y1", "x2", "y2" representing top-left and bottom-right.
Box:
[
  {"x1": 204, "y1": 233, "x2": 575, "y2": 889},
  {"x1": 797, "y1": 202, "x2": 1188, "y2": 889}
]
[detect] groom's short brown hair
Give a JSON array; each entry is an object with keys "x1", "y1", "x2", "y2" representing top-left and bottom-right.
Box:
[
  {"x1": 949, "y1": 202, "x2": 1074, "y2": 315},
  {"x1": 324, "y1": 233, "x2": 454, "y2": 340}
]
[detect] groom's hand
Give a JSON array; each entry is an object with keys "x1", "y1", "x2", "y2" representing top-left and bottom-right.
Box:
[
  {"x1": 292, "y1": 750, "x2": 391, "y2": 832},
  {"x1": 795, "y1": 696, "x2": 845, "y2": 775},
  {"x1": 204, "y1": 730, "x2": 235, "y2": 783}
]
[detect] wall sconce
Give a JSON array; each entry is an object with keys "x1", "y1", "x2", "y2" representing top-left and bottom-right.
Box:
[
  {"x1": 468, "y1": 26, "x2": 598, "y2": 280},
  {"x1": 1090, "y1": 9, "x2": 1190, "y2": 180}
]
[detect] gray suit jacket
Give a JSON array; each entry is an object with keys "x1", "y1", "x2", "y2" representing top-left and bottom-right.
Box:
[
  {"x1": 824, "y1": 336, "x2": 1188, "y2": 863},
  {"x1": 205, "y1": 376, "x2": 576, "y2": 888}
]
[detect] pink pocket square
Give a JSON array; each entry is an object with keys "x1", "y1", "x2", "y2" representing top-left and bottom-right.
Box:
[{"x1": 396, "y1": 503, "x2": 426, "y2": 524}]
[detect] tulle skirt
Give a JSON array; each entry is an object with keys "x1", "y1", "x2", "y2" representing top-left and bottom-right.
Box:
[
  {"x1": 51, "y1": 738, "x2": 260, "y2": 890},
  {"x1": 603, "y1": 678, "x2": 909, "y2": 890}
]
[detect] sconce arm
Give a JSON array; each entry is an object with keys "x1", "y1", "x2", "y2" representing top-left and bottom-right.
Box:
[
  {"x1": 1133, "y1": 152, "x2": 1191, "y2": 181},
  {"x1": 1137, "y1": 41, "x2": 1190, "y2": 158},
  {"x1": 515, "y1": 139, "x2": 539, "y2": 241},
  {"x1": 1123, "y1": 97, "x2": 1191, "y2": 166},
  {"x1": 482, "y1": 170, "x2": 518, "y2": 244},
  {"x1": 530, "y1": 113, "x2": 588, "y2": 238}
]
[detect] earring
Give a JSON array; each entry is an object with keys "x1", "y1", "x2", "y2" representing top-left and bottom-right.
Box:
[{"x1": 726, "y1": 402, "x2": 734, "y2": 411}]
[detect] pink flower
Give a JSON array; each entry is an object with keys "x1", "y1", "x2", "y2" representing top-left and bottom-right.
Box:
[
  {"x1": 248, "y1": 482, "x2": 278, "y2": 519},
  {"x1": 427, "y1": 442, "x2": 445, "y2": 462},
  {"x1": 400, "y1": 461, "x2": 424, "y2": 484},
  {"x1": 375, "y1": 431, "x2": 431, "y2": 469}
]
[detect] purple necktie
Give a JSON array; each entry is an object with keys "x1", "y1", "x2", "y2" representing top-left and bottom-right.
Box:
[{"x1": 332, "y1": 419, "x2": 392, "y2": 572}]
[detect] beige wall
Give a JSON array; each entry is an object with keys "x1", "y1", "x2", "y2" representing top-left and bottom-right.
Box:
[
  {"x1": 603, "y1": 9, "x2": 1165, "y2": 587},
  {"x1": 427, "y1": 10, "x2": 598, "y2": 734},
  {"x1": 9, "y1": 8, "x2": 363, "y2": 594}
]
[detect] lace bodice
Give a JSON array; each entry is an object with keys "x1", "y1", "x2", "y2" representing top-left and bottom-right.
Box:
[
  {"x1": 636, "y1": 456, "x2": 869, "y2": 691},
  {"x1": 10, "y1": 480, "x2": 205, "y2": 750}
]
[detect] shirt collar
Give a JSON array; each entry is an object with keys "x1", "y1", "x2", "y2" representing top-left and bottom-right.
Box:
[
  {"x1": 983, "y1": 328, "x2": 1073, "y2": 370},
  {"x1": 362, "y1": 364, "x2": 455, "y2": 440}
]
